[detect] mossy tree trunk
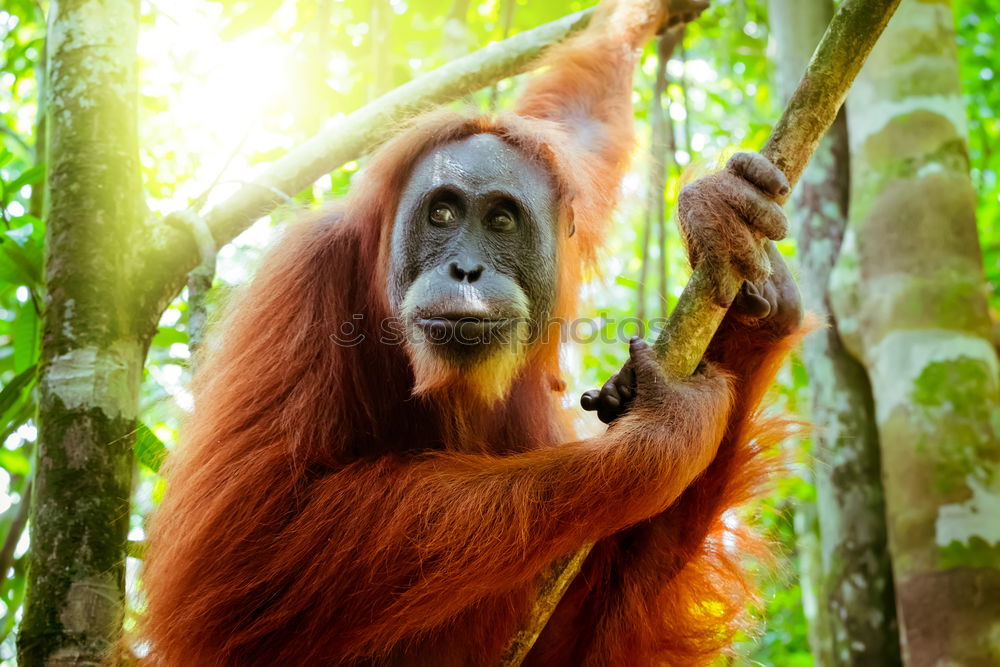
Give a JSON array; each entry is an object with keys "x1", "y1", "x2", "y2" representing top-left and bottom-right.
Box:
[
  {"x1": 769, "y1": 0, "x2": 900, "y2": 664},
  {"x1": 831, "y1": 0, "x2": 1000, "y2": 663},
  {"x1": 17, "y1": 1, "x2": 148, "y2": 664}
]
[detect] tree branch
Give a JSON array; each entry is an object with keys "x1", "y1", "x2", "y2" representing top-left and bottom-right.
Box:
[
  {"x1": 637, "y1": 27, "x2": 683, "y2": 323},
  {"x1": 0, "y1": 481, "x2": 30, "y2": 586},
  {"x1": 654, "y1": 0, "x2": 903, "y2": 375},
  {"x1": 504, "y1": 0, "x2": 902, "y2": 663},
  {"x1": 138, "y1": 8, "x2": 595, "y2": 323},
  {"x1": 199, "y1": 6, "x2": 589, "y2": 248}
]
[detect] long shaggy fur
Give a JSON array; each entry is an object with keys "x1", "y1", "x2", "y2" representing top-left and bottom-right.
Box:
[{"x1": 140, "y1": 3, "x2": 801, "y2": 664}]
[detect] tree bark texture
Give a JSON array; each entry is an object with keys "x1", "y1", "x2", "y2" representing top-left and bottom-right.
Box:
[
  {"x1": 511, "y1": 0, "x2": 902, "y2": 661},
  {"x1": 769, "y1": 0, "x2": 901, "y2": 664},
  {"x1": 831, "y1": 1, "x2": 1000, "y2": 663},
  {"x1": 18, "y1": 1, "x2": 146, "y2": 664}
]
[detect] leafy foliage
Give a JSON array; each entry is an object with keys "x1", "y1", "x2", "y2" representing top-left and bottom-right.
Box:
[
  {"x1": 0, "y1": 3, "x2": 44, "y2": 658},
  {"x1": 956, "y1": 0, "x2": 1000, "y2": 309}
]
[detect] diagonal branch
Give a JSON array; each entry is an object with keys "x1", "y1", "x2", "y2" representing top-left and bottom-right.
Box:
[
  {"x1": 503, "y1": 0, "x2": 902, "y2": 663},
  {"x1": 137, "y1": 8, "x2": 596, "y2": 322},
  {"x1": 199, "y1": 11, "x2": 596, "y2": 250},
  {"x1": 653, "y1": 0, "x2": 903, "y2": 376},
  {"x1": 137, "y1": 1, "x2": 715, "y2": 328}
]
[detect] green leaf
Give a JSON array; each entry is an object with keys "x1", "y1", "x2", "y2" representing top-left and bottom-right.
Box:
[
  {"x1": 4, "y1": 218, "x2": 42, "y2": 244},
  {"x1": 0, "y1": 398, "x2": 35, "y2": 446},
  {"x1": 0, "y1": 258, "x2": 27, "y2": 287},
  {"x1": 151, "y1": 326, "x2": 189, "y2": 347},
  {"x1": 0, "y1": 449, "x2": 31, "y2": 478},
  {"x1": 135, "y1": 422, "x2": 168, "y2": 473},
  {"x1": 6, "y1": 164, "x2": 44, "y2": 192},
  {"x1": 0, "y1": 223, "x2": 43, "y2": 288},
  {"x1": 12, "y1": 304, "x2": 38, "y2": 373},
  {"x1": 0, "y1": 366, "x2": 36, "y2": 432},
  {"x1": 127, "y1": 540, "x2": 147, "y2": 559}
]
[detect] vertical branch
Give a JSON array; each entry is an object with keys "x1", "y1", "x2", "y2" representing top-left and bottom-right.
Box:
[
  {"x1": 0, "y1": 481, "x2": 32, "y2": 590},
  {"x1": 639, "y1": 27, "x2": 683, "y2": 322},
  {"x1": 369, "y1": 0, "x2": 392, "y2": 100},
  {"x1": 170, "y1": 211, "x2": 218, "y2": 365},
  {"x1": 636, "y1": 204, "x2": 652, "y2": 321},
  {"x1": 27, "y1": 28, "x2": 47, "y2": 319},
  {"x1": 29, "y1": 25, "x2": 46, "y2": 221},
  {"x1": 679, "y1": 40, "x2": 692, "y2": 157},
  {"x1": 655, "y1": 28, "x2": 682, "y2": 321},
  {"x1": 489, "y1": 0, "x2": 518, "y2": 110},
  {"x1": 186, "y1": 261, "x2": 216, "y2": 363}
]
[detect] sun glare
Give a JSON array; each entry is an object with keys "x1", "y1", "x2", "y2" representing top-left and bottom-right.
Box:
[{"x1": 139, "y1": 1, "x2": 302, "y2": 216}]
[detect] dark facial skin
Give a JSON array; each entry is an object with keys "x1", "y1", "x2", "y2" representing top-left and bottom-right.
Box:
[{"x1": 389, "y1": 133, "x2": 560, "y2": 364}]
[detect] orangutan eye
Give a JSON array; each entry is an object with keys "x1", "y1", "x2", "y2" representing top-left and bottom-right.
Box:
[
  {"x1": 429, "y1": 204, "x2": 456, "y2": 225},
  {"x1": 489, "y1": 210, "x2": 516, "y2": 232}
]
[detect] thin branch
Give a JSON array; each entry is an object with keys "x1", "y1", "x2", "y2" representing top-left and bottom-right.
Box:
[
  {"x1": 654, "y1": 28, "x2": 682, "y2": 320},
  {"x1": 0, "y1": 481, "x2": 31, "y2": 583},
  {"x1": 190, "y1": 124, "x2": 253, "y2": 214},
  {"x1": 198, "y1": 7, "x2": 591, "y2": 248},
  {"x1": 141, "y1": 7, "x2": 596, "y2": 323},
  {"x1": 679, "y1": 40, "x2": 692, "y2": 157},
  {"x1": 169, "y1": 210, "x2": 217, "y2": 362},
  {"x1": 186, "y1": 259, "x2": 215, "y2": 363},
  {"x1": 489, "y1": 0, "x2": 518, "y2": 110},
  {"x1": 638, "y1": 27, "x2": 683, "y2": 322},
  {"x1": 0, "y1": 124, "x2": 32, "y2": 156}
]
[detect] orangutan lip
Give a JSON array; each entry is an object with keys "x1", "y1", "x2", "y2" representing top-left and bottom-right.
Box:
[
  {"x1": 414, "y1": 316, "x2": 511, "y2": 342},
  {"x1": 416, "y1": 316, "x2": 504, "y2": 328},
  {"x1": 419, "y1": 314, "x2": 499, "y2": 322}
]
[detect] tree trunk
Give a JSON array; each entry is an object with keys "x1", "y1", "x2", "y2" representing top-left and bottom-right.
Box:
[
  {"x1": 17, "y1": 1, "x2": 146, "y2": 664},
  {"x1": 769, "y1": 0, "x2": 900, "y2": 664},
  {"x1": 831, "y1": 1, "x2": 1000, "y2": 663}
]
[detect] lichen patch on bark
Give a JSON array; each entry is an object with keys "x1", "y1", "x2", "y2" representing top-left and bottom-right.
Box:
[
  {"x1": 42, "y1": 341, "x2": 144, "y2": 420},
  {"x1": 936, "y1": 475, "x2": 1000, "y2": 547},
  {"x1": 59, "y1": 575, "x2": 121, "y2": 636},
  {"x1": 867, "y1": 330, "x2": 996, "y2": 423}
]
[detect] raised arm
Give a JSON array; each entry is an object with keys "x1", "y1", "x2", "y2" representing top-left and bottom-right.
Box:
[
  {"x1": 513, "y1": 0, "x2": 664, "y2": 147},
  {"x1": 515, "y1": 0, "x2": 707, "y2": 137},
  {"x1": 510, "y1": 0, "x2": 704, "y2": 244}
]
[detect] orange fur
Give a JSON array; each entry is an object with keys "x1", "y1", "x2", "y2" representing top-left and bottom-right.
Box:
[{"x1": 140, "y1": 3, "x2": 800, "y2": 664}]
